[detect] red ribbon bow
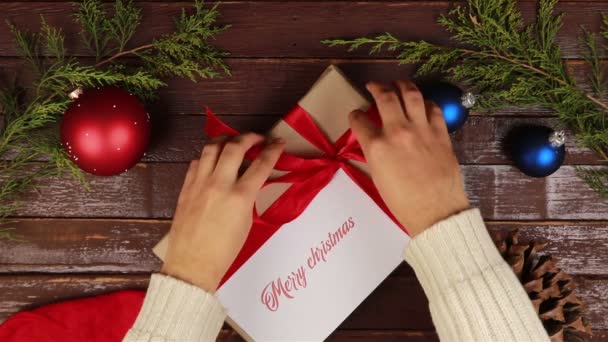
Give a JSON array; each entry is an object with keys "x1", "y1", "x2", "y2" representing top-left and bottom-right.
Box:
[{"x1": 206, "y1": 106, "x2": 407, "y2": 285}]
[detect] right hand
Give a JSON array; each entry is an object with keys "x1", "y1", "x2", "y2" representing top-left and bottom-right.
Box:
[{"x1": 350, "y1": 81, "x2": 470, "y2": 236}]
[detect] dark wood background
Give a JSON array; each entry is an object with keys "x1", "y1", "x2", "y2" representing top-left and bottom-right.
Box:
[{"x1": 1, "y1": 1, "x2": 608, "y2": 341}]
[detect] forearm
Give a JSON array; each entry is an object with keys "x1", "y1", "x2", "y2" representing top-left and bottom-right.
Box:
[
  {"x1": 123, "y1": 274, "x2": 226, "y2": 342},
  {"x1": 404, "y1": 208, "x2": 549, "y2": 342}
]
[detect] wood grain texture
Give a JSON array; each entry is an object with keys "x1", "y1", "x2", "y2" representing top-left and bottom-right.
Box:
[
  {"x1": 2, "y1": 219, "x2": 608, "y2": 276},
  {"x1": 219, "y1": 329, "x2": 439, "y2": 342},
  {"x1": 0, "y1": 2, "x2": 605, "y2": 59},
  {"x1": 0, "y1": 275, "x2": 605, "y2": 330},
  {"x1": 1, "y1": 0, "x2": 607, "y2": 338},
  {"x1": 221, "y1": 329, "x2": 605, "y2": 342},
  {"x1": 9, "y1": 164, "x2": 608, "y2": 219},
  {"x1": 0, "y1": 58, "x2": 600, "y2": 116},
  {"x1": 0, "y1": 275, "x2": 149, "y2": 323}
]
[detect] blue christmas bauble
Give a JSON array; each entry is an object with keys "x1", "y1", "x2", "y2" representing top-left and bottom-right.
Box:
[
  {"x1": 506, "y1": 125, "x2": 566, "y2": 178},
  {"x1": 420, "y1": 82, "x2": 473, "y2": 133}
]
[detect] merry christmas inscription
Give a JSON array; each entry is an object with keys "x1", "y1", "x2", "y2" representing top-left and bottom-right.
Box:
[{"x1": 260, "y1": 217, "x2": 356, "y2": 312}]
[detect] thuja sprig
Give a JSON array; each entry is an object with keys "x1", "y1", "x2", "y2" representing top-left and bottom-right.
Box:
[
  {"x1": 324, "y1": 0, "x2": 608, "y2": 198},
  {"x1": 0, "y1": 0, "x2": 230, "y2": 238}
]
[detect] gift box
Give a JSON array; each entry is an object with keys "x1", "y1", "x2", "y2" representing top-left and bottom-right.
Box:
[{"x1": 153, "y1": 65, "x2": 411, "y2": 341}]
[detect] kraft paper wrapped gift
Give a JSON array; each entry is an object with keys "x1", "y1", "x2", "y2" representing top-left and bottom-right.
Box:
[{"x1": 153, "y1": 65, "x2": 410, "y2": 341}]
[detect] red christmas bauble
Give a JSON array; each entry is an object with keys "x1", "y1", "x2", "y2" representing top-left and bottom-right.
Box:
[{"x1": 61, "y1": 87, "x2": 150, "y2": 176}]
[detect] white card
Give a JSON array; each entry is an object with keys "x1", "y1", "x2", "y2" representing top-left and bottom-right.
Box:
[{"x1": 216, "y1": 169, "x2": 410, "y2": 341}]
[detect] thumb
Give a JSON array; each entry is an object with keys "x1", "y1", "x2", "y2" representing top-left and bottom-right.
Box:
[{"x1": 349, "y1": 109, "x2": 380, "y2": 150}]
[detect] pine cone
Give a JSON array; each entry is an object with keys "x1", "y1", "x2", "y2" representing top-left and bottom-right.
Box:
[{"x1": 494, "y1": 230, "x2": 592, "y2": 342}]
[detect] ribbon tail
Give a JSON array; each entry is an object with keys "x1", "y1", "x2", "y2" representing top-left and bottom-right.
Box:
[{"x1": 205, "y1": 107, "x2": 240, "y2": 138}]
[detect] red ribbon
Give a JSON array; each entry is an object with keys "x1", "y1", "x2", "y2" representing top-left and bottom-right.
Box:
[{"x1": 206, "y1": 106, "x2": 408, "y2": 286}]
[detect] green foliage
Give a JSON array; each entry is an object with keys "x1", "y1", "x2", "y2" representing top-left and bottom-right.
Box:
[
  {"x1": 577, "y1": 167, "x2": 608, "y2": 198},
  {"x1": 0, "y1": 0, "x2": 229, "y2": 239},
  {"x1": 136, "y1": 2, "x2": 230, "y2": 81},
  {"x1": 108, "y1": 0, "x2": 141, "y2": 53},
  {"x1": 74, "y1": 0, "x2": 110, "y2": 60},
  {"x1": 324, "y1": 0, "x2": 608, "y2": 198}
]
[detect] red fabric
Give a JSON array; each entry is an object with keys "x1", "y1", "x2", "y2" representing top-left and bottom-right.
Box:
[
  {"x1": 0, "y1": 290, "x2": 144, "y2": 342},
  {"x1": 209, "y1": 106, "x2": 409, "y2": 286}
]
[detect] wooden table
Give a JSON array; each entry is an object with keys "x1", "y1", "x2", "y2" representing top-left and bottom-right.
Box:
[{"x1": 1, "y1": 1, "x2": 607, "y2": 341}]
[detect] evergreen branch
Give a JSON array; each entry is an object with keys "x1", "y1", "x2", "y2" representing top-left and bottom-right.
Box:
[
  {"x1": 602, "y1": 15, "x2": 608, "y2": 41},
  {"x1": 108, "y1": 0, "x2": 141, "y2": 53},
  {"x1": 94, "y1": 44, "x2": 154, "y2": 68},
  {"x1": 6, "y1": 22, "x2": 41, "y2": 74},
  {"x1": 577, "y1": 167, "x2": 608, "y2": 198},
  {"x1": 95, "y1": 0, "x2": 230, "y2": 80},
  {"x1": 325, "y1": 32, "x2": 608, "y2": 113},
  {"x1": 40, "y1": 16, "x2": 66, "y2": 62},
  {"x1": 0, "y1": 0, "x2": 230, "y2": 234},
  {"x1": 0, "y1": 0, "x2": 229, "y2": 235},
  {"x1": 581, "y1": 28, "x2": 605, "y2": 98},
  {"x1": 458, "y1": 47, "x2": 608, "y2": 112},
  {"x1": 74, "y1": 0, "x2": 111, "y2": 60},
  {"x1": 324, "y1": 0, "x2": 608, "y2": 198},
  {"x1": 0, "y1": 228, "x2": 22, "y2": 242}
]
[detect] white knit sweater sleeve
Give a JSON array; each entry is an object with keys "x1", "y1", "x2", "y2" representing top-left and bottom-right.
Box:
[
  {"x1": 124, "y1": 209, "x2": 548, "y2": 342},
  {"x1": 123, "y1": 273, "x2": 225, "y2": 342},
  {"x1": 404, "y1": 208, "x2": 550, "y2": 342}
]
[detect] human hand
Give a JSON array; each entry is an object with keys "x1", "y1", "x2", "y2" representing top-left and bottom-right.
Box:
[
  {"x1": 161, "y1": 134, "x2": 285, "y2": 292},
  {"x1": 350, "y1": 81, "x2": 469, "y2": 236}
]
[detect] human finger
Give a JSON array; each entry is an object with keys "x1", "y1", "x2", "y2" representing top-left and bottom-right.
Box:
[
  {"x1": 237, "y1": 138, "x2": 285, "y2": 195},
  {"x1": 349, "y1": 109, "x2": 381, "y2": 152},
  {"x1": 366, "y1": 82, "x2": 409, "y2": 130},
  {"x1": 395, "y1": 80, "x2": 427, "y2": 125},
  {"x1": 425, "y1": 100, "x2": 448, "y2": 137},
  {"x1": 214, "y1": 133, "x2": 265, "y2": 183},
  {"x1": 197, "y1": 135, "x2": 230, "y2": 178}
]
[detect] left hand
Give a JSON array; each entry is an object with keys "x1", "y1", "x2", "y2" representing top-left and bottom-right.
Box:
[{"x1": 161, "y1": 134, "x2": 285, "y2": 292}]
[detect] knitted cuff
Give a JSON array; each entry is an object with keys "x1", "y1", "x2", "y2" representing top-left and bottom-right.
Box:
[
  {"x1": 124, "y1": 273, "x2": 226, "y2": 342},
  {"x1": 403, "y1": 208, "x2": 549, "y2": 341},
  {"x1": 404, "y1": 208, "x2": 505, "y2": 290}
]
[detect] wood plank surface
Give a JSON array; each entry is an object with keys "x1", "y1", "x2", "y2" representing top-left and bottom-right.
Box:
[
  {"x1": 0, "y1": 274, "x2": 605, "y2": 330},
  {"x1": 0, "y1": 2, "x2": 605, "y2": 59},
  {"x1": 0, "y1": 58, "x2": 600, "y2": 116},
  {"x1": 220, "y1": 329, "x2": 608, "y2": 342},
  {"x1": 223, "y1": 329, "x2": 606, "y2": 342},
  {"x1": 1, "y1": 0, "x2": 607, "y2": 339},
  {"x1": 2, "y1": 219, "x2": 607, "y2": 276},
  {"x1": 219, "y1": 330, "x2": 438, "y2": 342},
  {"x1": 9, "y1": 164, "x2": 607, "y2": 220}
]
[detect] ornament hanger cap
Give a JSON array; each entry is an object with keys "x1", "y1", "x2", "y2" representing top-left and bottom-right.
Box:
[
  {"x1": 549, "y1": 130, "x2": 566, "y2": 147},
  {"x1": 461, "y1": 92, "x2": 476, "y2": 109},
  {"x1": 68, "y1": 88, "x2": 83, "y2": 100}
]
